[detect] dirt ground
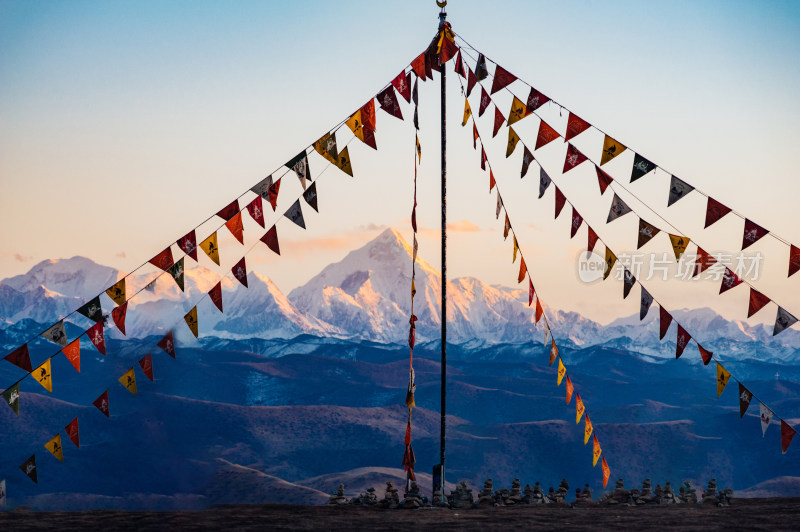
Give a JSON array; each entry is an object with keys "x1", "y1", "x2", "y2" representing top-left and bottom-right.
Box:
[{"x1": 2, "y1": 498, "x2": 800, "y2": 531}]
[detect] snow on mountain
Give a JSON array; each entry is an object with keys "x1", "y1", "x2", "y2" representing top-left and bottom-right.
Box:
[{"x1": 3, "y1": 256, "x2": 120, "y2": 299}]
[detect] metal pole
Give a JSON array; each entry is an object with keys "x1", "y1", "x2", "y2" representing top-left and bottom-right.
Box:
[{"x1": 438, "y1": 6, "x2": 447, "y2": 487}]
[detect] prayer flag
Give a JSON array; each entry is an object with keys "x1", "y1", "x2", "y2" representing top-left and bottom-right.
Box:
[
  {"x1": 119, "y1": 367, "x2": 137, "y2": 395},
  {"x1": 557, "y1": 358, "x2": 566, "y2": 386},
  {"x1": 178, "y1": 230, "x2": 198, "y2": 261},
  {"x1": 637, "y1": 219, "x2": 660, "y2": 249},
  {"x1": 549, "y1": 338, "x2": 558, "y2": 366},
  {"x1": 595, "y1": 166, "x2": 613, "y2": 195},
  {"x1": 576, "y1": 393, "x2": 585, "y2": 424},
  {"x1": 139, "y1": 353, "x2": 154, "y2": 381},
  {"x1": 216, "y1": 200, "x2": 239, "y2": 221},
  {"x1": 526, "y1": 87, "x2": 549, "y2": 113},
  {"x1": 716, "y1": 363, "x2": 731, "y2": 397},
  {"x1": 168, "y1": 258, "x2": 185, "y2": 291},
  {"x1": 659, "y1": 307, "x2": 673, "y2": 340},
  {"x1": 600, "y1": 135, "x2": 626, "y2": 165},
  {"x1": 565, "y1": 112, "x2": 590, "y2": 141},
  {"x1": 492, "y1": 106, "x2": 505, "y2": 137},
  {"x1": 106, "y1": 279, "x2": 126, "y2": 306},
  {"x1": 742, "y1": 219, "x2": 769, "y2": 250},
  {"x1": 640, "y1": 287, "x2": 654, "y2": 320},
  {"x1": 781, "y1": 420, "x2": 796, "y2": 454},
  {"x1": 623, "y1": 269, "x2": 636, "y2": 299},
  {"x1": 704, "y1": 197, "x2": 731, "y2": 228},
  {"x1": 44, "y1": 433, "x2": 64, "y2": 462},
  {"x1": 694, "y1": 247, "x2": 716, "y2": 277},
  {"x1": 467, "y1": 68, "x2": 477, "y2": 96},
  {"x1": 539, "y1": 167, "x2": 551, "y2": 198},
  {"x1": 225, "y1": 212, "x2": 244, "y2": 245},
  {"x1": 246, "y1": 196, "x2": 265, "y2": 228},
  {"x1": 261, "y1": 225, "x2": 280, "y2": 255},
  {"x1": 774, "y1": 307, "x2": 798, "y2": 336},
  {"x1": 669, "y1": 234, "x2": 690, "y2": 260},
  {"x1": 491, "y1": 64, "x2": 517, "y2": 94},
  {"x1": 336, "y1": 147, "x2": 354, "y2": 177},
  {"x1": 719, "y1": 267, "x2": 743, "y2": 294},
  {"x1": 760, "y1": 402, "x2": 774, "y2": 437},
  {"x1": 303, "y1": 182, "x2": 319, "y2": 212},
  {"x1": 507, "y1": 96, "x2": 527, "y2": 125},
  {"x1": 77, "y1": 296, "x2": 103, "y2": 323},
  {"x1": 232, "y1": 257, "x2": 248, "y2": 287},
  {"x1": 200, "y1": 232, "x2": 220, "y2": 265},
  {"x1": 284, "y1": 200, "x2": 306, "y2": 229},
  {"x1": 748, "y1": 288, "x2": 770, "y2": 318},
  {"x1": 584, "y1": 414, "x2": 593, "y2": 445},
  {"x1": 149, "y1": 248, "x2": 174, "y2": 271},
  {"x1": 313, "y1": 133, "x2": 339, "y2": 165},
  {"x1": 571, "y1": 208, "x2": 583, "y2": 238},
  {"x1": 676, "y1": 325, "x2": 691, "y2": 359},
  {"x1": 65, "y1": 417, "x2": 79, "y2": 448},
  {"x1": 377, "y1": 86, "x2": 403, "y2": 120},
  {"x1": 535, "y1": 119, "x2": 560, "y2": 150},
  {"x1": 668, "y1": 175, "x2": 694, "y2": 207},
  {"x1": 4, "y1": 344, "x2": 32, "y2": 372},
  {"x1": 739, "y1": 383, "x2": 752, "y2": 418},
  {"x1": 462, "y1": 98, "x2": 472, "y2": 126},
  {"x1": 554, "y1": 187, "x2": 566, "y2": 219},
  {"x1": 592, "y1": 434, "x2": 602, "y2": 467},
  {"x1": 250, "y1": 175, "x2": 272, "y2": 200},
  {"x1": 20, "y1": 455, "x2": 37, "y2": 483},
  {"x1": 209, "y1": 281, "x2": 223, "y2": 312},
  {"x1": 479, "y1": 87, "x2": 491, "y2": 117},
  {"x1": 602, "y1": 457, "x2": 610, "y2": 488},
  {"x1": 2, "y1": 383, "x2": 20, "y2": 415},
  {"x1": 566, "y1": 376, "x2": 574, "y2": 405},
  {"x1": 588, "y1": 227, "x2": 599, "y2": 257},
  {"x1": 521, "y1": 146, "x2": 534, "y2": 178},
  {"x1": 184, "y1": 307, "x2": 199, "y2": 338},
  {"x1": 506, "y1": 126, "x2": 520, "y2": 157},
  {"x1": 87, "y1": 321, "x2": 106, "y2": 355},
  {"x1": 62, "y1": 338, "x2": 80, "y2": 372},
  {"x1": 790, "y1": 245, "x2": 800, "y2": 277},
  {"x1": 392, "y1": 70, "x2": 411, "y2": 102},
  {"x1": 112, "y1": 301, "x2": 128, "y2": 336},
  {"x1": 158, "y1": 331, "x2": 175, "y2": 358},
  {"x1": 475, "y1": 53, "x2": 488, "y2": 80},
  {"x1": 286, "y1": 151, "x2": 311, "y2": 190},
  {"x1": 607, "y1": 194, "x2": 632, "y2": 223},
  {"x1": 33, "y1": 359, "x2": 52, "y2": 393},
  {"x1": 603, "y1": 247, "x2": 617, "y2": 281},
  {"x1": 630, "y1": 154, "x2": 655, "y2": 182},
  {"x1": 563, "y1": 143, "x2": 588, "y2": 173},
  {"x1": 93, "y1": 390, "x2": 109, "y2": 417}
]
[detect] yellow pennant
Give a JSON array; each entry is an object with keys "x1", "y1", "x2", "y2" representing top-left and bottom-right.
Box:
[
  {"x1": 411, "y1": 278, "x2": 416, "y2": 298},
  {"x1": 503, "y1": 214, "x2": 511, "y2": 240},
  {"x1": 106, "y1": 278, "x2": 126, "y2": 306},
  {"x1": 200, "y1": 232, "x2": 220, "y2": 266},
  {"x1": 576, "y1": 393, "x2": 585, "y2": 424},
  {"x1": 34, "y1": 359, "x2": 53, "y2": 393},
  {"x1": 45, "y1": 433, "x2": 64, "y2": 462},
  {"x1": 549, "y1": 338, "x2": 558, "y2": 366},
  {"x1": 584, "y1": 413, "x2": 594, "y2": 445},
  {"x1": 592, "y1": 434, "x2": 602, "y2": 467},
  {"x1": 669, "y1": 234, "x2": 690, "y2": 260},
  {"x1": 314, "y1": 133, "x2": 338, "y2": 165},
  {"x1": 346, "y1": 110, "x2": 365, "y2": 142},
  {"x1": 506, "y1": 126, "x2": 520, "y2": 157},
  {"x1": 462, "y1": 98, "x2": 472, "y2": 127},
  {"x1": 603, "y1": 247, "x2": 617, "y2": 280},
  {"x1": 337, "y1": 146, "x2": 354, "y2": 177},
  {"x1": 507, "y1": 96, "x2": 527, "y2": 125},
  {"x1": 416, "y1": 135, "x2": 421, "y2": 163},
  {"x1": 600, "y1": 135, "x2": 627, "y2": 166},
  {"x1": 118, "y1": 367, "x2": 137, "y2": 395},
  {"x1": 512, "y1": 236, "x2": 519, "y2": 263},
  {"x1": 557, "y1": 358, "x2": 566, "y2": 386},
  {"x1": 184, "y1": 306, "x2": 199, "y2": 338},
  {"x1": 716, "y1": 362, "x2": 731, "y2": 397}
]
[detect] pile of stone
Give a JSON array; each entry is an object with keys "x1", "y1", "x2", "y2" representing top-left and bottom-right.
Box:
[
  {"x1": 448, "y1": 481, "x2": 474, "y2": 509},
  {"x1": 402, "y1": 481, "x2": 424, "y2": 509},
  {"x1": 377, "y1": 481, "x2": 400, "y2": 509},
  {"x1": 600, "y1": 478, "x2": 632, "y2": 505},
  {"x1": 505, "y1": 479, "x2": 523, "y2": 505},
  {"x1": 632, "y1": 479, "x2": 656, "y2": 505},
  {"x1": 431, "y1": 485, "x2": 448, "y2": 507},
  {"x1": 477, "y1": 479, "x2": 494, "y2": 506},
  {"x1": 678, "y1": 481, "x2": 697, "y2": 504},
  {"x1": 701, "y1": 478, "x2": 733, "y2": 506},
  {"x1": 573, "y1": 484, "x2": 594, "y2": 505},
  {"x1": 350, "y1": 487, "x2": 378, "y2": 506},
  {"x1": 524, "y1": 482, "x2": 545, "y2": 504},
  {"x1": 328, "y1": 483, "x2": 348, "y2": 506}
]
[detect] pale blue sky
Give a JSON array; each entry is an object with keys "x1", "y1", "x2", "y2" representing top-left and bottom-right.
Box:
[{"x1": 1, "y1": 0, "x2": 799, "y2": 324}]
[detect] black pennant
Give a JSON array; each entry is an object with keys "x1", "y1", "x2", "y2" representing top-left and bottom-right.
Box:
[
  {"x1": 303, "y1": 182, "x2": 319, "y2": 213},
  {"x1": 77, "y1": 297, "x2": 103, "y2": 323}
]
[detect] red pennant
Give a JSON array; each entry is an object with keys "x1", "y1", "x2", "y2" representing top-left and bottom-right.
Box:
[
  {"x1": 493, "y1": 106, "x2": 505, "y2": 138},
  {"x1": 704, "y1": 197, "x2": 732, "y2": 228},
  {"x1": 489, "y1": 170, "x2": 496, "y2": 192},
  {"x1": 535, "y1": 120, "x2": 560, "y2": 150},
  {"x1": 742, "y1": 218, "x2": 769, "y2": 250},
  {"x1": 788, "y1": 244, "x2": 800, "y2": 277},
  {"x1": 563, "y1": 143, "x2": 588, "y2": 173},
  {"x1": 157, "y1": 330, "x2": 176, "y2": 358},
  {"x1": 595, "y1": 166, "x2": 613, "y2": 195},
  {"x1": 526, "y1": 87, "x2": 550, "y2": 113},
  {"x1": 528, "y1": 278, "x2": 535, "y2": 306},
  {"x1": 361, "y1": 99, "x2": 376, "y2": 131},
  {"x1": 411, "y1": 204, "x2": 417, "y2": 233},
  {"x1": 782, "y1": 420, "x2": 796, "y2": 454},
  {"x1": 232, "y1": 257, "x2": 248, "y2": 288},
  {"x1": 391, "y1": 70, "x2": 411, "y2": 103},
  {"x1": 479, "y1": 87, "x2": 491, "y2": 117},
  {"x1": 65, "y1": 417, "x2": 80, "y2": 447},
  {"x1": 698, "y1": 344, "x2": 713, "y2": 365},
  {"x1": 466, "y1": 68, "x2": 477, "y2": 97},
  {"x1": 63, "y1": 338, "x2": 80, "y2": 372},
  {"x1": 565, "y1": 112, "x2": 591, "y2": 141},
  {"x1": 676, "y1": 325, "x2": 691, "y2": 359},
  {"x1": 693, "y1": 247, "x2": 716, "y2": 277},
  {"x1": 473, "y1": 123, "x2": 479, "y2": 149},
  {"x1": 138, "y1": 353, "x2": 154, "y2": 381},
  {"x1": 112, "y1": 301, "x2": 128, "y2": 336},
  {"x1": 491, "y1": 64, "x2": 517, "y2": 94},
  {"x1": 246, "y1": 196, "x2": 265, "y2": 228},
  {"x1": 587, "y1": 227, "x2": 599, "y2": 256},
  {"x1": 535, "y1": 298, "x2": 544, "y2": 324},
  {"x1": 454, "y1": 51, "x2": 465, "y2": 78},
  {"x1": 480, "y1": 147, "x2": 487, "y2": 171},
  {"x1": 518, "y1": 257, "x2": 527, "y2": 283},
  {"x1": 217, "y1": 200, "x2": 239, "y2": 221},
  {"x1": 177, "y1": 230, "x2": 198, "y2": 262},
  {"x1": 149, "y1": 248, "x2": 174, "y2": 271},
  {"x1": 87, "y1": 321, "x2": 106, "y2": 356},
  {"x1": 377, "y1": 86, "x2": 403, "y2": 120},
  {"x1": 404, "y1": 420, "x2": 412, "y2": 446},
  {"x1": 225, "y1": 212, "x2": 244, "y2": 245},
  {"x1": 659, "y1": 307, "x2": 673, "y2": 340},
  {"x1": 261, "y1": 226, "x2": 280, "y2": 255},
  {"x1": 424, "y1": 49, "x2": 434, "y2": 78},
  {"x1": 209, "y1": 282, "x2": 223, "y2": 312},
  {"x1": 93, "y1": 390, "x2": 109, "y2": 417},
  {"x1": 719, "y1": 267, "x2": 743, "y2": 294},
  {"x1": 439, "y1": 33, "x2": 458, "y2": 63},
  {"x1": 570, "y1": 208, "x2": 583, "y2": 238},
  {"x1": 4, "y1": 344, "x2": 32, "y2": 372},
  {"x1": 411, "y1": 53, "x2": 426, "y2": 80},
  {"x1": 267, "y1": 179, "x2": 281, "y2": 211},
  {"x1": 747, "y1": 289, "x2": 771, "y2": 318},
  {"x1": 554, "y1": 187, "x2": 566, "y2": 219}
]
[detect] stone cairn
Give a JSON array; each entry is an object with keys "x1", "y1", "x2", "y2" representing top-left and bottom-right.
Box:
[
  {"x1": 477, "y1": 479, "x2": 494, "y2": 507},
  {"x1": 351, "y1": 487, "x2": 378, "y2": 506},
  {"x1": 633, "y1": 479, "x2": 656, "y2": 505},
  {"x1": 505, "y1": 479, "x2": 523, "y2": 505},
  {"x1": 403, "y1": 481, "x2": 424, "y2": 509},
  {"x1": 328, "y1": 483, "x2": 348, "y2": 506},
  {"x1": 701, "y1": 478, "x2": 733, "y2": 506},
  {"x1": 448, "y1": 481, "x2": 474, "y2": 509},
  {"x1": 678, "y1": 481, "x2": 698, "y2": 504},
  {"x1": 377, "y1": 481, "x2": 400, "y2": 509},
  {"x1": 574, "y1": 483, "x2": 594, "y2": 505},
  {"x1": 600, "y1": 478, "x2": 632, "y2": 505},
  {"x1": 432, "y1": 484, "x2": 448, "y2": 508},
  {"x1": 550, "y1": 479, "x2": 569, "y2": 504}
]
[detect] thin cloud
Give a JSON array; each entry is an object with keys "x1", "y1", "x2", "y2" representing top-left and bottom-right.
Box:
[
  {"x1": 115, "y1": 251, "x2": 127, "y2": 258},
  {"x1": 447, "y1": 220, "x2": 481, "y2": 232},
  {"x1": 13, "y1": 253, "x2": 32, "y2": 262}
]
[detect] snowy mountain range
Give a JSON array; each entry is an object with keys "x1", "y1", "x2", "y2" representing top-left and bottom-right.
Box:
[{"x1": 1, "y1": 228, "x2": 799, "y2": 361}]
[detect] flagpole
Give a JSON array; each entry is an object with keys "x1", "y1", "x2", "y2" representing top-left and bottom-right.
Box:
[{"x1": 438, "y1": 1, "x2": 447, "y2": 494}]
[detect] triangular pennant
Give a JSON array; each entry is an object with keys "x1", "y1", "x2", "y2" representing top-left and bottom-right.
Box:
[
  {"x1": 521, "y1": 146, "x2": 534, "y2": 178},
  {"x1": 462, "y1": 98, "x2": 472, "y2": 127},
  {"x1": 623, "y1": 269, "x2": 636, "y2": 299},
  {"x1": 742, "y1": 219, "x2": 769, "y2": 250},
  {"x1": 4, "y1": 344, "x2": 32, "y2": 372},
  {"x1": 478, "y1": 86, "x2": 491, "y2": 117},
  {"x1": 472, "y1": 123, "x2": 479, "y2": 149},
  {"x1": 587, "y1": 227, "x2": 599, "y2": 257},
  {"x1": 65, "y1": 417, "x2": 80, "y2": 448},
  {"x1": 232, "y1": 257, "x2": 248, "y2": 288},
  {"x1": 504, "y1": 214, "x2": 511, "y2": 240},
  {"x1": 489, "y1": 170, "x2": 496, "y2": 192},
  {"x1": 659, "y1": 306, "x2": 673, "y2": 340},
  {"x1": 557, "y1": 358, "x2": 566, "y2": 386},
  {"x1": 571, "y1": 207, "x2": 583, "y2": 238},
  {"x1": 286, "y1": 151, "x2": 311, "y2": 190},
  {"x1": 526, "y1": 86, "x2": 550, "y2": 113},
  {"x1": 250, "y1": 175, "x2": 272, "y2": 200},
  {"x1": 518, "y1": 257, "x2": 527, "y2": 284},
  {"x1": 87, "y1": 321, "x2": 106, "y2": 356},
  {"x1": 506, "y1": 126, "x2": 520, "y2": 157},
  {"x1": 41, "y1": 320, "x2": 68, "y2": 347},
  {"x1": 139, "y1": 353, "x2": 153, "y2": 382},
  {"x1": 600, "y1": 135, "x2": 626, "y2": 165},
  {"x1": 168, "y1": 257, "x2": 185, "y2": 292},
  {"x1": 693, "y1": 247, "x2": 717, "y2": 278},
  {"x1": 535, "y1": 119, "x2": 560, "y2": 150},
  {"x1": 595, "y1": 166, "x2": 613, "y2": 195},
  {"x1": 93, "y1": 390, "x2": 109, "y2": 417},
  {"x1": 716, "y1": 363, "x2": 731, "y2": 397},
  {"x1": 33, "y1": 359, "x2": 52, "y2": 393},
  {"x1": 261, "y1": 225, "x2": 281, "y2": 255},
  {"x1": 62, "y1": 338, "x2": 80, "y2": 373},
  {"x1": 584, "y1": 413, "x2": 594, "y2": 445},
  {"x1": 454, "y1": 50, "x2": 466, "y2": 78},
  {"x1": 667, "y1": 175, "x2": 694, "y2": 207},
  {"x1": 377, "y1": 86, "x2": 403, "y2": 120},
  {"x1": 475, "y1": 53, "x2": 488, "y2": 80},
  {"x1": 119, "y1": 367, "x2": 137, "y2": 395},
  {"x1": 637, "y1": 219, "x2": 661, "y2": 249},
  {"x1": 466, "y1": 68, "x2": 477, "y2": 96},
  {"x1": 313, "y1": 133, "x2": 339, "y2": 165},
  {"x1": 246, "y1": 196, "x2": 265, "y2": 228},
  {"x1": 603, "y1": 247, "x2": 617, "y2": 281},
  {"x1": 565, "y1": 112, "x2": 591, "y2": 142},
  {"x1": 640, "y1": 287, "x2": 654, "y2": 320},
  {"x1": 704, "y1": 197, "x2": 732, "y2": 228},
  {"x1": 748, "y1": 288, "x2": 771, "y2": 318},
  {"x1": 481, "y1": 145, "x2": 487, "y2": 170},
  {"x1": 267, "y1": 179, "x2": 282, "y2": 212},
  {"x1": 208, "y1": 281, "x2": 223, "y2": 312},
  {"x1": 106, "y1": 279, "x2": 126, "y2": 306},
  {"x1": 535, "y1": 298, "x2": 544, "y2": 324},
  {"x1": 284, "y1": 200, "x2": 306, "y2": 229},
  {"x1": 216, "y1": 200, "x2": 239, "y2": 221},
  {"x1": 411, "y1": 53, "x2": 426, "y2": 80},
  {"x1": 491, "y1": 64, "x2": 517, "y2": 94},
  {"x1": 149, "y1": 248, "x2": 174, "y2": 271},
  {"x1": 492, "y1": 106, "x2": 505, "y2": 137},
  {"x1": 760, "y1": 402, "x2": 774, "y2": 437},
  {"x1": 630, "y1": 153, "x2": 656, "y2": 182},
  {"x1": 20, "y1": 455, "x2": 37, "y2": 483},
  {"x1": 303, "y1": 182, "x2": 319, "y2": 213},
  {"x1": 543, "y1": 322, "x2": 550, "y2": 346},
  {"x1": 184, "y1": 307, "x2": 199, "y2": 338},
  {"x1": 592, "y1": 434, "x2": 602, "y2": 467},
  {"x1": 566, "y1": 375, "x2": 574, "y2": 405},
  {"x1": 790, "y1": 245, "x2": 800, "y2": 277},
  {"x1": 739, "y1": 383, "x2": 752, "y2": 418},
  {"x1": 602, "y1": 457, "x2": 610, "y2": 488},
  {"x1": 676, "y1": 325, "x2": 691, "y2": 359},
  {"x1": 554, "y1": 187, "x2": 566, "y2": 219},
  {"x1": 77, "y1": 296, "x2": 103, "y2": 323},
  {"x1": 496, "y1": 191, "x2": 502, "y2": 219},
  {"x1": 781, "y1": 420, "x2": 796, "y2": 454},
  {"x1": 773, "y1": 306, "x2": 798, "y2": 336},
  {"x1": 668, "y1": 234, "x2": 690, "y2": 260},
  {"x1": 507, "y1": 96, "x2": 527, "y2": 126},
  {"x1": 157, "y1": 331, "x2": 176, "y2": 358},
  {"x1": 392, "y1": 70, "x2": 411, "y2": 102},
  {"x1": 549, "y1": 338, "x2": 558, "y2": 366},
  {"x1": 112, "y1": 301, "x2": 128, "y2": 336},
  {"x1": 45, "y1": 433, "x2": 64, "y2": 462},
  {"x1": 416, "y1": 134, "x2": 421, "y2": 162},
  {"x1": 178, "y1": 230, "x2": 198, "y2": 262},
  {"x1": 346, "y1": 109, "x2": 377, "y2": 150},
  {"x1": 576, "y1": 393, "x2": 585, "y2": 424},
  {"x1": 719, "y1": 267, "x2": 743, "y2": 294},
  {"x1": 2, "y1": 382, "x2": 20, "y2": 415},
  {"x1": 199, "y1": 232, "x2": 220, "y2": 266},
  {"x1": 538, "y1": 167, "x2": 552, "y2": 199},
  {"x1": 224, "y1": 212, "x2": 244, "y2": 245},
  {"x1": 528, "y1": 278, "x2": 535, "y2": 307},
  {"x1": 607, "y1": 194, "x2": 632, "y2": 223},
  {"x1": 563, "y1": 143, "x2": 588, "y2": 173}
]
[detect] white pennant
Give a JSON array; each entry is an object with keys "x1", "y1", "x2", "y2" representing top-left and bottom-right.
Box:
[{"x1": 760, "y1": 402, "x2": 774, "y2": 437}]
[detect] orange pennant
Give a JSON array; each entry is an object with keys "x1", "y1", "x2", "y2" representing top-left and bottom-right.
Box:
[
  {"x1": 602, "y1": 456, "x2": 610, "y2": 487},
  {"x1": 225, "y1": 212, "x2": 244, "y2": 245},
  {"x1": 566, "y1": 376, "x2": 574, "y2": 405},
  {"x1": 62, "y1": 338, "x2": 80, "y2": 373},
  {"x1": 592, "y1": 434, "x2": 602, "y2": 467},
  {"x1": 518, "y1": 257, "x2": 527, "y2": 283}
]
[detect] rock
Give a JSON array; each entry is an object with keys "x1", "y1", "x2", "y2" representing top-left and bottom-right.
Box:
[
  {"x1": 378, "y1": 481, "x2": 400, "y2": 509},
  {"x1": 403, "y1": 481, "x2": 424, "y2": 509},
  {"x1": 477, "y1": 479, "x2": 494, "y2": 506},
  {"x1": 352, "y1": 487, "x2": 378, "y2": 506},
  {"x1": 506, "y1": 479, "x2": 523, "y2": 505},
  {"x1": 702, "y1": 479, "x2": 718, "y2": 504},
  {"x1": 600, "y1": 478, "x2": 631, "y2": 505},
  {"x1": 448, "y1": 481, "x2": 474, "y2": 509},
  {"x1": 328, "y1": 482, "x2": 348, "y2": 506},
  {"x1": 678, "y1": 482, "x2": 697, "y2": 505},
  {"x1": 527, "y1": 482, "x2": 545, "y2": 504}
]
